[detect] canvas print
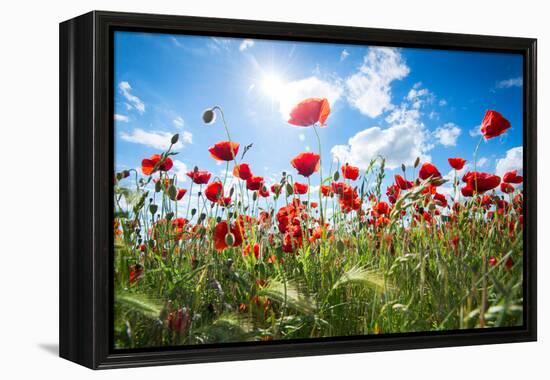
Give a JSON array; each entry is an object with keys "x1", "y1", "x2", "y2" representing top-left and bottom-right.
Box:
[{"x1": 113, "y1": 31, "x2": 524, "y2": 349}]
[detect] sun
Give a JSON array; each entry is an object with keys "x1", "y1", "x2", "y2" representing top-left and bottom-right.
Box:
[{"x1": 260, "y1": 72, "x2": 286, "y2": 100}]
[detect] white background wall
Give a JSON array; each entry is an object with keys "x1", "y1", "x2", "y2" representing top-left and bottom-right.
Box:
[{"x1": 0, "y1": 0, "x2": 546, "y2": 377}]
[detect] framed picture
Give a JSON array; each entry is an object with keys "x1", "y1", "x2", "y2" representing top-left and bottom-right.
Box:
[{"x1": 59, "y1": 11, "x2": 537, "y2": 369}]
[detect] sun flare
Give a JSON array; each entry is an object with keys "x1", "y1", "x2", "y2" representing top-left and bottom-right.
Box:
[{"x1": 260, "y1": 72, "x2": 286, "y2": 100}]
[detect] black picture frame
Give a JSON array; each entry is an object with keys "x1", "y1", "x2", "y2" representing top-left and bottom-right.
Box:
[{"x1": 59, "y1": 10, "x2": 537, "y2": 369}]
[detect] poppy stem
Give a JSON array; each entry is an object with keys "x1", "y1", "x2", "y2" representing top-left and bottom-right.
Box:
[{"x1": 312, "y1": 124, "x2": 324, "y2": 224}]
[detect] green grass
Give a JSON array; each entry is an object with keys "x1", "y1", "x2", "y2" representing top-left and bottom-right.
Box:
[{"x1": 113, "y1": 129, "x2": 523, "y2": 350}]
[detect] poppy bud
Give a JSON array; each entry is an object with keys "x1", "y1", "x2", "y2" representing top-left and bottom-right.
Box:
[
  {"x1": 168, "y1": 185, "x2": 177, "y2": 200},
  {"x1": 191, "y1": 208, "x2": 197, "y2": 216},
  {"x1": 165, "y1": 211, "x2": 174, "y2": 220},
  {"x1": 401, "y1": 164, "x2": 406, "y2": 173},
  {"x1": 336, "y1": 240, "x2": 345, "y2": 254},
  {"x1": 286, "y1": 183, "x2": 294, "y2": 195},
  {"x1": 202, "y1": 108, "x2": 216, "y2": 124},
  {"x1": 171, "y1": 133, "x2": 179, "y2": 145},
  {"x1": 333, "y1": 171, "x2": 340, "y2": 181},
  {"x1": 414, "y1": 157, "x2": 420, "y2": 168},
  {"x1": 225, "y1": 232, "x2": 235, "y2": 246},
  {"x1": 149, "y1": 204, "x2": 158, "y2": 215},
  {"x1": 155, "y1": 181, "x2": 162, "y2": 192}
]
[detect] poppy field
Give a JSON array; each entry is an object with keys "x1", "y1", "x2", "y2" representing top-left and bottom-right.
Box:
[{"x1": 113, "y1": 97, "x2": 524, "y2": 349}]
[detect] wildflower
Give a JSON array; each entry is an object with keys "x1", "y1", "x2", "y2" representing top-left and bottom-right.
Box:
[
  {"x1": 208, "y1": 141, "x2": 239, "y2": 161},
  {"x1": 341, "y1": 164, "x2": 360, "y2": 180},
  {"x1": 448, "y1": 157, "x2": 466, "y2": 170},
  {"x1": 481, "y1": 110, "x2": 511, "y2": 139},
  {"x1": 290, "y1": 152, "x2": 321, "y2": 177},
  {"x1": 213, "y1": 220, "x2": 244, "y2": 251},
  {"x1": 204, "y1": 181, "x2": 224, "y2": 203},
  {"x1": 395, "y1": 174, "x2": 414, "y2": 190},
  {"x1": 176, "y1": 188, "x2": 187, "y2": 200},
  {"x1": 503, "y1": 170, "x2": 523, "y2": 184},
  {"x1": 270, "y1": 183, "x2": 281, "y2": 196},
  {"x1": 500, "y1": 182, "x2": 515, "y2": 194},
  {"x1": 259, "y1": 186, "x2": 270, "y2": 198},
  {"x1": 320, "y1": 185, "x2": 333, "y2": 196},
  {"x1": 462, "y1": 172, "x2": 501, "y2": 193},
  {"x1": 419, "y1": 163, "x2": 442, "y2": 181},
  {"x1": 186, "y1": 169, "x2": 212, "y2": 184},
  {"x1": 141, "y1": 154, "x2": 173, "y2": 175},
  {"x1": 293, "y1": 182, "x2": 309, "y2": 195},
  {"x1": 288, "y1": 98, "x2": 331, "y2": 127},
  {"x1": 233, "y1": 163, "x2": 253, "y2": 180},
  {"x1": 129, "y1": 264, "x2": 143, "y2": 284},
  {"x1": 246, "y1": 175, "x2": 264, "y2": 191}
]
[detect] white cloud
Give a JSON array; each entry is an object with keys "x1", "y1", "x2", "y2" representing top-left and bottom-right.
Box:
[
  {"x1": 181, "y1": 131, "x2": 193, "y2": 144},
  {"x1": 331, "y1": 107, "x2": 430, "y2": 170},
  {"x1": 120, "y1": 128, "x2": 184, "y2": 150},
  {"x1": 239, "y1": 39, "x2": 254, "y2": 52},
  {"x1": 434, "y1": 123, "x2": 461, "y2": 147},
  {"x1": 340, "y1": 49, "x2": 349, "y2": 61},
  {"x1": 469, "y1": 125, "x2": 482, "y2": 137},
  {"x1": 208, "y1": 37, "x2": 231, "y2": 52},
  {"x1": 406, "y1": 85, "x2": 432, "y2": 109},
  {"x1": 173, "y1": 116, "x2": 184, "y2": 127},
  {"x1": 298, "y1": 133, "x2": 305, "y2": 141},
  {"x1": 477, "y1": 157, "x2": 489, "y2": 168},
  {"x1": 439, "y1": 99, "x2": 448, "y2": 106},
  {"x1": 345, "y1": 47, "x2": 410, "y2": 118},
  {"x1": 496, "y1": 77, "x2": 523, "y2": 89},
  {"x1": 114, "y1": 114, "x2": 129, "y2": 122},
  {"x1": 118, "y1": 81, "x2": 145, "y2": 114},
  {"x1": 496, "y1": 147, "x2": 523, "y2": 177},
  {"x1": 172, "y1": 160, "x2": 188, "y2": 183},
  {"x1": 278, "y1": 76, "x2": 343, "y2": 122}
]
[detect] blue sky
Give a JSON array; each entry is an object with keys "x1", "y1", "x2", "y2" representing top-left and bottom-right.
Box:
[{"x1": 114, "y1": 31, "x2": 523, "y2": 203}]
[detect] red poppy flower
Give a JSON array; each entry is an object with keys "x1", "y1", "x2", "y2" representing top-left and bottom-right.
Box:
[
  {"x1": 461, "y1": 184, "x2": 474, "y2": 197},
  {"x1": 386, "y1": 184, "x2": 400, "y2": 204},
  {"x1": 213, "y1": 220, "x2": 243, "y2": 251},
  {"x1": 503, "y1": 170, "x2": 523, "y2": 184},
  {"x1": 233, "y1": 163, "x2": 253, "y2": 180},
  {"x1": 246, "y1": 176, "x2": 264, "y2": 191},
  {"x1": 394, "y1": 174, "x2": 414, "y2": 190},
  {"x1": 376, "y1": 201, "x2": 390, "y2": 215},
  {"x1": 481, "y1": 110, "x2": 511, "y2": 139},
  {"x1": 293, "y1": 182, "x2": 309, "y2": 195},
  {"x1": 129, "y1": 264, "x2": 143, "y2": 284},
  {"x1": 419, "y1": 163, "x2": 442, "y2": 181},
  {"x1": 141, "y1": 154, "x2": 173, "y2": 175},
  {"x1": 208, "y1": 141, "x2": 240, "y2": 161},
  {"x1": 489, "y1": 256, "x2": 498, "y2": 266},
  {"x1": 258, "y1": 186, "x2": 270, "y2": 198},
  {"x1": 341, "y1": 164, "x2": 360, "y2": 181},
  {"x1": 204, "y1": 181, "x2": 224, "y2": 203},
  {"x1": 270, "y1": 183, "x2": 281, "y2": 195},
  {"x1": 288, "y1": 98, "x2": 331, "y2": 127},
  {"x1": 320, "y1": 185, "x2": 333, "y2": 196},
  {"x1": 186, "y1": 169, "x2": 212, "y2": 184},
  {"x1": 462, "y1": 172, "x2": 501, "y2": 193},
  {"x1": 176, "y1": 188, "x2": 187, "y2": 201},
  {"x1": 505, "y1": 257, "x2": 514, "y2": 270},
  {"x1": 290, "y1": 152, "x2": 320, "y2": 178},
  {"x1": 448, "y1": 157, "x2": 466, "y2": 170},
  {"x1": 433, "y1": 192, "x2": 448, "y2": 207},
  {"x1": 500, "y1": 182, "x2": 515, "y2": 194}
]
